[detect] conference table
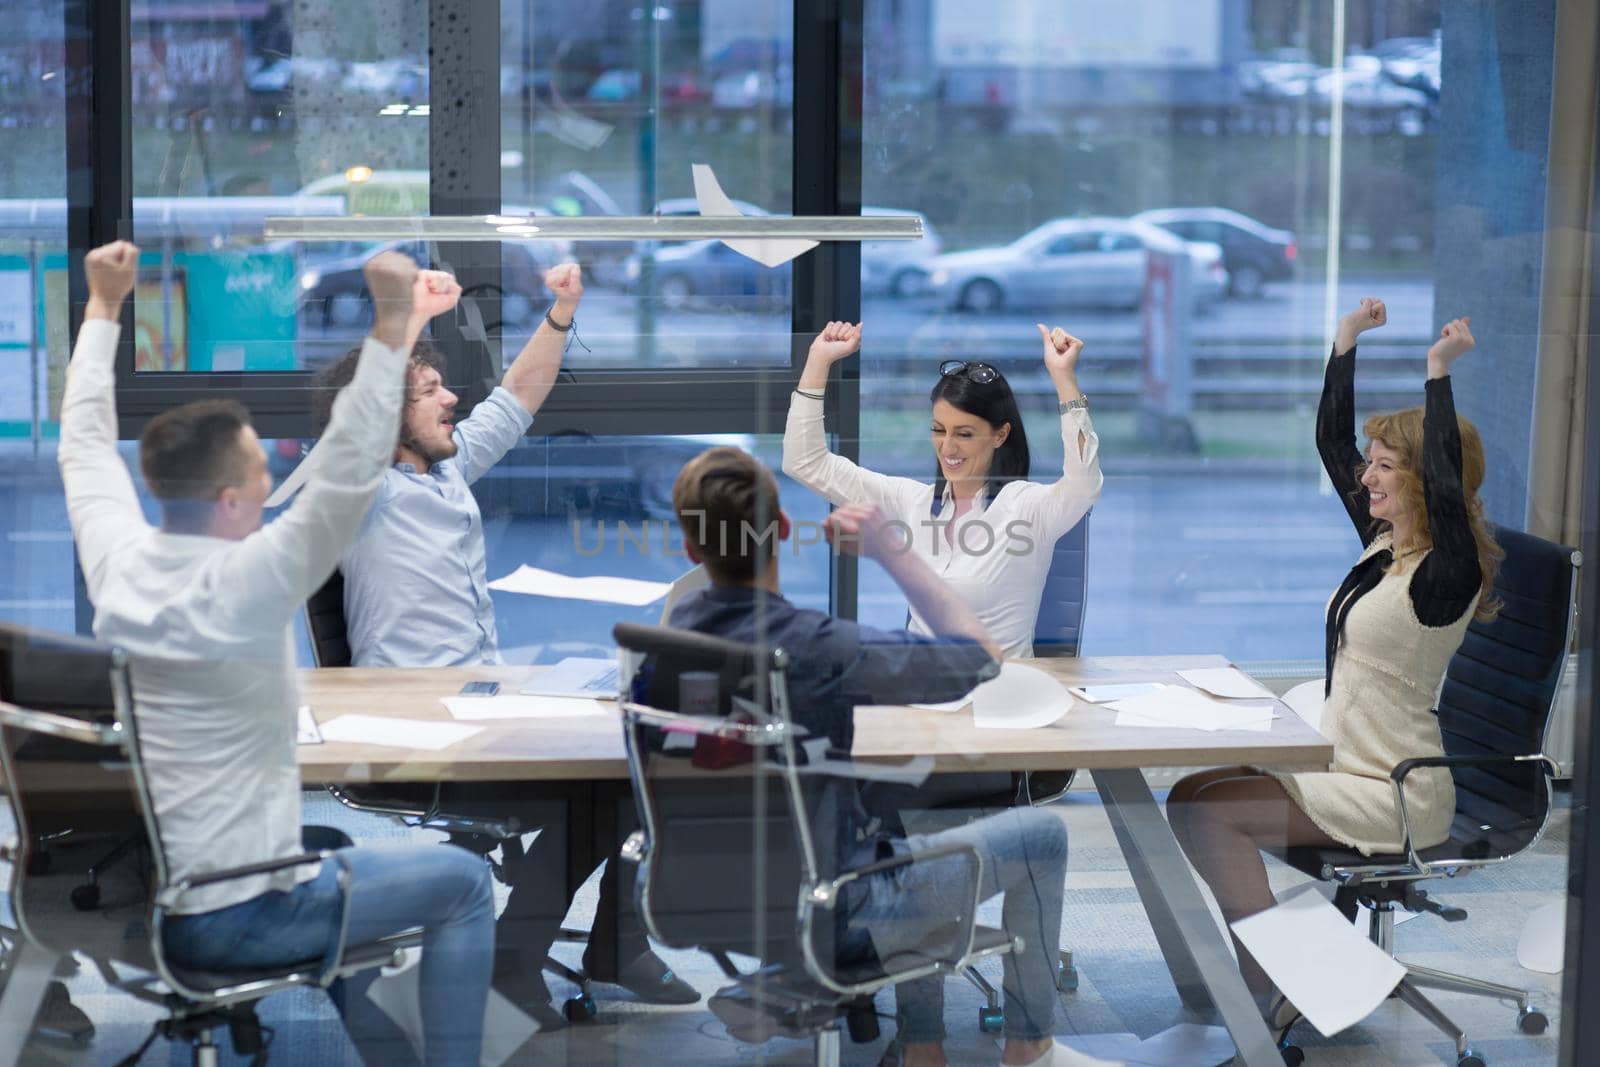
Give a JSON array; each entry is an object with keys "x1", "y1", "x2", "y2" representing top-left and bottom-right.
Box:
[{"x1": 298, "y1": 653, "x2": 1331, "y2": 1067}]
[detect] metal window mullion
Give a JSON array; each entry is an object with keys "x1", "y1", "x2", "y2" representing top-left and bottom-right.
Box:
[{"x1": 794, "y1": 0, "x2": 864, "y2": 621}]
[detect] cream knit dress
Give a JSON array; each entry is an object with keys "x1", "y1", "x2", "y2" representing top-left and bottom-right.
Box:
[{"x1": 1272, "y1": 531, "x2": 1469, "y2": 855}]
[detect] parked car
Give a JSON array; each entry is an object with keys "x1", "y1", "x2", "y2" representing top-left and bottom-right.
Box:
[
  {"x1": 298, "y1": 226, "x2": 572, "y2": 332},
  {"x1": 1132, "y1": 207, "x2": 1296, "y2": 300},
  {"x1": 927, "y1": 217, "x2": 1226, "y2": 313},
  {"x1": 623, "y1": 239, "x2": 789, "y2": 311},
  {"x1": 862, "y1": 206, "x2": 942, "y2": 297}
]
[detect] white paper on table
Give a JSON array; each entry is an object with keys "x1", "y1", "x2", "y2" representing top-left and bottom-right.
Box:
[
  {"x1": 970, "y1": 661, "x2": 1071, "y2": 730},
  {"x1": 296, "y1": 705, "x2": 323, "y2": 745},
  {"x1": 692, "y1": 163, "x2": 817, "y2": 267},
  {"x1": 440, "y1": 695, "x2": 610, "y2": 721},
  {"x1": 319, "y1": 714, "x2": 482, "y2": 751},
  {"x1": 367, "y1": 948, "x2": 540, "y2": 1066},
  {"x1": 488, "y1": 564, "x2": 672, "y2": 606},
  {"x1": 1108, "y1": 685, "x2": 1275, "y2": 732},
  {"x1": 1231, "y1": 885, "x2": 1405, "y2": 1036},
  {"x1": 1068, "y1": 682, "x2": 1164, "y2": 704},
  {"x1": 1177, "y1": 667, "x2": 1274, "y2": 700}
]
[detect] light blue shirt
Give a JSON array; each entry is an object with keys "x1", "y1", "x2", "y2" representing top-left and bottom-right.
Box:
[{"x1": 342, "y1": 386, "x2": 533, "y2": 667}]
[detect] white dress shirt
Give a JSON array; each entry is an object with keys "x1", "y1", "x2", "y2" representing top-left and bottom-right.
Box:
[
  {"x1": 782, "y1": 392, "x2": 1103, "y2": 658},
  {"x1": 58, "y1": 319, "x2": 406, "y2": 914}
]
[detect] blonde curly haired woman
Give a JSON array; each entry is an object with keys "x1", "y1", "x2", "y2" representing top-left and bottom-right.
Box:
[{"x1": 1165, "y1": 298, "x2": 1502, "y2": 1030}]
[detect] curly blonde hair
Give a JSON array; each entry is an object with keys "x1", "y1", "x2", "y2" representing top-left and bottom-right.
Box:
[{"x1": 1359, "y1": 406, "x2": 1502, "y2": 621}]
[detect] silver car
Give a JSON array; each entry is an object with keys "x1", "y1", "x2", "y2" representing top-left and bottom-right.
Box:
[{"x1": 928, "y1": 217, "x2": 1227, "y2": 313}]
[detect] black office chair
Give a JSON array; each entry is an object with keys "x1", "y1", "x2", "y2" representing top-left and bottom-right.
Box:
[
  {"x1": 303, "y1": 570, "x2": 598, "y2": 1020},
  {"x1": 0, "y1": 622, "x2": 420, "y2": 1067},
  {"x1": 612, "y1": 621, "x2": 1019, "y2": 1066},
  {"x1": 1280, "y1": 527, "x2": 1579, "y2": 1067}
]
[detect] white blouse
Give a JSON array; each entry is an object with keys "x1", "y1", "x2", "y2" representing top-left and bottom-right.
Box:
[{"x1": 782, "y1": 392, "x2": 1103, "y2": 657}]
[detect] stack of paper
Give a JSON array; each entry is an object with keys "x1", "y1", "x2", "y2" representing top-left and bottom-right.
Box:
[
  {"x1": 1107, "y1": 685, "x2": 1275, "y2": 732},
  {"x1": 440, "y1": 695, "x2": 609, "y2": 721},
  {"x1": 319, "y1": 715, "x2": 483, "y2": 751},
  {"x1": 1176, "y1": 667, "x2": 1274, "y2": 699}
]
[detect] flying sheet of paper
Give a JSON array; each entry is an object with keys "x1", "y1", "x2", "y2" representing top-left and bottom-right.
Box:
[
  {"x1": 548, "y1": 108, "x2": 613, "y2": 150},
  {"x1": 1231, "y1": 885, "x2": 1405, "y2": 1036},
  {"x1": 970, "y1": 661, "x2": 1071, "y2": 730},
  {"x1": 319, "y1": 714, "x2": 482, "y2": 751},
  {"x1": 440, "y1": 695, "x2": 610, "y2": 721},
  {"x1": 1068, "y1": 1023, "x2": 1236, "y2": 1066},
  {"x1": 368, "y1": 947, "x2": 541, "y2": 1062},
  {"x1": 692, "y1": 163, "x2": 817, "y2": 267},
  {"x1": 1177, "y1": 667, "x2": 1274, "y2": 700},
  {"x1": 265, "y1": 447, "x2": 316, "y2": 508},
  {"x1": 488, "y1": 564, "x2": 672, "y2": 606},
  {"x1": 296, "y1": 705, "x2": 323, "y2": 745},
  {"x1": 1108, "y1": 684, "x2": 1275, "y2": 732},
  {"x1": 1068, "y1": 682, "x2": 1164, "y2": 704}
]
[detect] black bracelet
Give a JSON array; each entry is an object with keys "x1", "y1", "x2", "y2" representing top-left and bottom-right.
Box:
[
  {"x1": 793, "y1": 388, "x2": 825, "y2": 401},
  {"x1": 545, "y1": 309, "x2": 574, "y2": 332}
]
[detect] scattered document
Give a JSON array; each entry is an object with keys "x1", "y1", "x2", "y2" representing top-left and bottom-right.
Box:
[
  {"x1": 692, "y1": 163, "x2": 817, "y2": 267},
  {"x1": 910, "y1": 696, "x2": 973, "y2": 712},
  {"x1": 265, "y1": 447, "x2": 316, "y2": 508},
  {"x1": 488, "y1": 564, "x2": 672, "y2": 606},
  {"x1": 296, "y1": 705, "x2": 323, "y2": 745},
  {"x1": 1068, "y1": 1023, "x2": 1235, "y2": 1066},
  {"x1": 971, "y1": 661, "x2": 1071, "y2": 730},
  {"x1": 548, "y1": 108, "x2": 613, "y2": 150},
  {"x1": 1231, "y1": 885, "x2": 1405, "y2": 1036},
  {"x1": 1177, "y1": 667, "x2": 1274, "y2": 700},
  {"x1": 319, "y1": 714, "x2": 482, "y2": 751},
  {"x1": 441, "y1": 694, "x2": 610, "y2": 721},
  {"x1": 518, "y1": 656, "x2": 619, "y2": 699},
  {"x1": 1068, "y1": 682, "x2": 1163, "y2": 704},
  {"x1": 1518, "y1": 898, "x2": 1565, "y2": 974},
  {"x1": 369, "y1": 948, "x2": 540, "y2": 1065},
  {"x1": 1108, "y1": 685, "x2": 1275, "y2": 732}
]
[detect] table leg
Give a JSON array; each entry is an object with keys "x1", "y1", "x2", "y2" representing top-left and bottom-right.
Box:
[
  {"x1": 0, "y1": 937, "x2": 59, "y2": 1067},
  {"x1": 1093, "y1": 768, "x2": 1282, "y2": 1067}
]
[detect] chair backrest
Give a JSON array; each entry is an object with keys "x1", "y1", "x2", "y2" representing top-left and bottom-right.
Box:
[
  {"x1": 0, "y1": 622, "x2": 159, "y2": 967},
  {"x1": 306, "y1": 569, "x2": 351, "y2": 668},
  {"x1": 612, "y1": 621, "x2": 829, "y2": 968},
  {"x1": 1033, "y1": 512, "x2": 1090, "y2": 658},
  {"x1": 1435, "y1": 525, "x2": 1579, "y2": 855}
]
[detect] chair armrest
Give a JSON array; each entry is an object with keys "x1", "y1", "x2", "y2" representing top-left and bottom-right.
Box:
[
  {"x1": 0, "y1": 701, "x2": 121, "y2": 747},
  {"x1": 621, "y1": 701, "x2": 796, "y2": 746},
  {"x1": 173, "y1": 851, "x2": 333, "y2": 893},
  {"x1": 1387, "y1": 752, "x2": 1557, "y2": 873},
  {"x1": 798, "y1": 840, "x2": 984, "y2": 997}
]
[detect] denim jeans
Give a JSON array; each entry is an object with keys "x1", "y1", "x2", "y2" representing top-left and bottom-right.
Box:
[
  {"x1": 163, "y1": 834, "x2": 494, "y2": 1067},
  {"x1": 854, "y1": 806, "x2": 1068, "y2": 1043}
]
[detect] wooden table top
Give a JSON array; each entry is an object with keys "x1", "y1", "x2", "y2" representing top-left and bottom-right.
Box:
[{"x1": 296, "y1": 655, "x2": 1331, "y2": 784}]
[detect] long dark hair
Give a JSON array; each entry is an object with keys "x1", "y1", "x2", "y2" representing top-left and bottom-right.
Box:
[{"x1": 928, "y1": 366, "x2": 1031, "y2": 514}]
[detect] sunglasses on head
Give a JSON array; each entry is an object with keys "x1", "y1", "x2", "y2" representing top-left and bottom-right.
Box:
[{"x1": 938, "y1": 359, "x2": 1000, "y2": 385}]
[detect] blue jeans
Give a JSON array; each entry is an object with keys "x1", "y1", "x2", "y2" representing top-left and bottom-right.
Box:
[
  {"x1": 163, "y1": 835, "x2": 494, "y2": 1067},
  {"x1": 854, "y1": 806, "x2": 1068, "y2": 1044}
]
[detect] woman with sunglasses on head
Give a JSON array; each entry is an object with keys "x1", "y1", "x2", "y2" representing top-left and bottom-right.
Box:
[
  {"x1": 1164, "y1": 299, "x2": 1501, "y2": 1034},
  {"x1": 784, "y1": 321, "x2": 1102, "y2": 658}
]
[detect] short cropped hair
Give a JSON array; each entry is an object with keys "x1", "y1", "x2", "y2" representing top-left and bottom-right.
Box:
[
  {"x1": 138, "y1": 398, "x2": 253, "y2": 505},
  {"x1": 310, "y1": 337, "x2": 444, "y2": 438},
  {"x1": 672, "y1": 447, "x2": 782, "y2": 583}
]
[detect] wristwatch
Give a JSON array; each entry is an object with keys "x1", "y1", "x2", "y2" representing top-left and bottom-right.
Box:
[{"x1": 1058, "y1": 395, "x2": 1089, "y2": 414}]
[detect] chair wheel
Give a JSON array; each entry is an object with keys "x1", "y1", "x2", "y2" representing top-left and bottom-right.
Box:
[
  {"x1": 1458, "y1": 1050, "x2": 1485, "y2": 1067},
  {"x1": 977, "y1": 1005, "x2": 1004, "y2": 1033},
  {"x1": 1055, "y1": 961, "x2": 1079, "y2": 992},
  {"x1": 1518, "y1": 1007, "x2": 1548, "y2": 1035},
  {"x1": 69, "y1": 884, "x2": 100, "y2": 912},
  {"x1": 1279, "y1": 1045, "x2": 1304, "y2": 1066},
  {"x1": 562, "y1": 995, "x2": 596, "y2": 1023}
]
